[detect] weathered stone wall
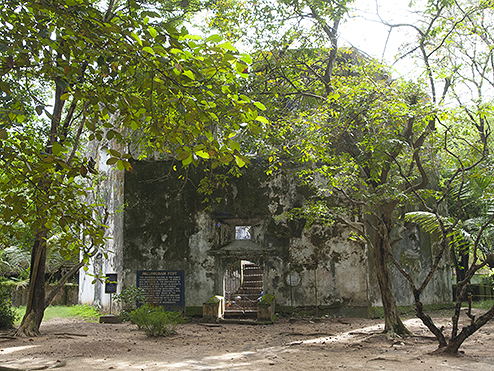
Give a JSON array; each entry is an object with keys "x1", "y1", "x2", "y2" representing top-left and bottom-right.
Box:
[
  {"x1": 82, "y1": 158, "x2": 451, "y2": 314},
  {"x1": 367, "y1": 223, "x2": 452, "y2": 307},
  {"x1": 121, "y1": 161, "x2": 216, "y2": 310},
  {"x1": 288, "y1": 225, "x2": 369, "y2": 309},
  {"x1": 120, "y1": 160, "x2": 372, "y2": 314},
  {"x1": 12, "y1": 284, "x2": 78, "y2": 307}
]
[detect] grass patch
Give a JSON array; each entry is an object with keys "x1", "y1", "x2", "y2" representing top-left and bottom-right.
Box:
[
  {"x1": 471, "y1": 299, "x2": 494, "y2": 310},
  {"x1": 14, "y1": 304, "x2": 100, "y2": 324}
]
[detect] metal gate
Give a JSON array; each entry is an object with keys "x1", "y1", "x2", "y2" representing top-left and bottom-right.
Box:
[{"x1": 224, "y1": 260, "x2": 263, "y2": 315}]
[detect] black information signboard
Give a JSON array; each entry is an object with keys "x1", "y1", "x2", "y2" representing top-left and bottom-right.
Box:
[
  {"x1": 136, "y1": 270, "x2": 185, "y2": 311},
  {"x1": 105, "y1": 273, "x2": 118, "y2": 294}
]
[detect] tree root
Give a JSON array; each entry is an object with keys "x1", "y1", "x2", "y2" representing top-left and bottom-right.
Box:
[
  {"x1": 14, "y1": 324, "x2": 41, "y2": 338},
  {"x1": 431, "y1": 345, "x2": 462, "y2": 356}
]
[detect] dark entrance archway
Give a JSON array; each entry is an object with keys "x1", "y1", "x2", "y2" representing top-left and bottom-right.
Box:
[{"x1": 224, "y1": 260, "x2": 263, "y2": 317}]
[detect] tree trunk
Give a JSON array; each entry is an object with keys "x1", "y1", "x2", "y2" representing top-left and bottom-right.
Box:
[
  {"x1": 373, "y1": 239, "x2": 411, "y2": 335},
  {"x1": 436, "y1": 303, "x2": 494, "y2": 354},
  {"x1": 371, "y1": 208, "x2": 411, "y2": 336},
  {"x1": 15, "y1": 231, "x2": 47, "y2": 337},
  {"x1": 15, "y1": 68, "x2": 62, "y2": 336}
]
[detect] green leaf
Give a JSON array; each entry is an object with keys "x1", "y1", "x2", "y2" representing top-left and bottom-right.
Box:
[
  {"x1": 148, "y1": 26, "x2": 157, "y2": 38},
  {"x1": 255, "y1": 116, "x2": 269, "y2": 124},
  {"x1": 97, "y1": 56, "x2": 105, "y2": 66},
  {"x1": 52, "y1": 142, "x2": 63, "y2": 155},
  {"x1": 239, "y1": 94, "x2": 250, "y2": 102},
  {"x1": 177, "y1": 150, "x2": 191, "y2": 161},
  {"x1": 109, "y1": 148, "x2": 121, "y2": 157},
  {"x1": 142, "y1": 46, "x2": 155, "y2": 55},
  {"x1": 240, "y1": 53, "x2": 252, "y2": 64},
  {"x1": 183, "y1": 70, "x2": 195, "y2": 80},
  {"x1": 196, "y1": 150, "x2": 210, "y2": 159},
  {"x1": 217, "y1": 42, "x2": 237, "y2": 51},
  {"x1": 116, "y1": 159, "x2": 125, "y2": 171},
  {"x1": 106, "y1": 157, "x2": 118, "y2": 165},
  {"x1": 254, "y1": 101, "x2": 266, "y2": 110},
  {"x1": 183, "y1": 154, "x2": 193, "y2": 166},
  {"x1": 206, "y1": 34, "x2": 223, "y2": 43},
  {"x1": 235, "y1": 156, "x2": 246, "y2": 167},
  {"x1": 35, "y1": 105, "x2": 44, "y2": 115},
  {"x1": 220, "y1": 154, "x2": 234, "y2": 164},
  {"x1": 131, "y1": 32, "x2": 142, "y2": 46},
  {"x1": 123, "y1": 160, "x2": 133, "y2": 172},
  {"x1": 0, "y1": 129, "x2": 7, "y2": 139},
  {"x1": 153, "y1": 45, "x2": 167, "y2": 56},
  {"x1": 229, "y1": 140, "x2": 240, "y2": 151},
  {"x1": 235, "y1": 62, "x2": 247, "y2": 73},
  {"x1": 181, "y1": 34, "x2": 203, "y2": 40}
]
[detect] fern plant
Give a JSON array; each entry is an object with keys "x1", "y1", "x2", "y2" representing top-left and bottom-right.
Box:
[{"x1": 406, "y1": 170, "x2": 494, "y2": 284}]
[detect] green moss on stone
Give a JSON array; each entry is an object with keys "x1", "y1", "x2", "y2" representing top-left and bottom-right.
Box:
[
  {"x1": 205, "y1": 295, "x2": 223, "y2": 304},
  {"x1": 259, "y1": 294, "x2": 275, "y2": 307}
]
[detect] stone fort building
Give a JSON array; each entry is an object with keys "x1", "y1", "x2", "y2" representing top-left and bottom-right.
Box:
[{"x1": 79, "y1": 156, "x2": 452, "y2": 316}]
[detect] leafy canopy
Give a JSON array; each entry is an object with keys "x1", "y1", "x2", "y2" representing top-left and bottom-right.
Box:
[{"x1": 0, "y1": 0, "x2": 266, "y2": 266}]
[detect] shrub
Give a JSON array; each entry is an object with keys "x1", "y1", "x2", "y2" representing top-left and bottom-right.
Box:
[
  {"x1": 114, "y1": 285, "x2": 146, "y2": 322},
  {"x1": 129, "y1": 304, "x2": 184, "y2": 337},
  {"x1": 0, "y1": 281, "x2": 18, "y2": 329}
]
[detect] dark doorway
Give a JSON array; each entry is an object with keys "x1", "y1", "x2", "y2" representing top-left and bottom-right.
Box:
[{"x1": 224, "y1": 260, "x2": 263, "y2": 317}]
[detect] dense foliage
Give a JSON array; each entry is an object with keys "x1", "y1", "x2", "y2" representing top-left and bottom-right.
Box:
[
  {"x1": 0, "y1": 0, "x2": 265, "y2": 336},
  {"x1": 1, "y1": 0, "x2": 493, "y2": 355},
  {"x1": 208, "y1": 0, "x2": 494, "y2": 349},
  {"x1": 0, "y1": 282, "x2": 18, "y2": 329}
]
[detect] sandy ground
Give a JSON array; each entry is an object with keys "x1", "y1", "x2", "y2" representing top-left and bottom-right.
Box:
[{"x1": 1, "y1": 310, "x2": 494, "y2": 371}]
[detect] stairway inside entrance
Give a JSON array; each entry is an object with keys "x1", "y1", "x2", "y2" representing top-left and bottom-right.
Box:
[{"x1": 224, "y1": 261, "x2": 263, "y2": 318}]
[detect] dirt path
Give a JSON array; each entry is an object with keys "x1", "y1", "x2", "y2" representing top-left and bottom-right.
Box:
[{"x1": 1, "y1": 311, "x2": 494, "y2": 370}]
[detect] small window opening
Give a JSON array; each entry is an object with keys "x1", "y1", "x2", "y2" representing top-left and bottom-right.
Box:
[{"x1": 235, "y1": 226, "x2": 251, "y2": 240}]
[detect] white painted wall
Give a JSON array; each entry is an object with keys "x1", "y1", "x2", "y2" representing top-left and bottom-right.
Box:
[{"x1": 79, "y1": 141, "x2": 125, "y2": 311}]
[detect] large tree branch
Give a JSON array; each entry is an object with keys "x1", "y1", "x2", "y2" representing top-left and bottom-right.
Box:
[
  {"x1": 44, "y1": 261, "x2": 85, "y2": 309},
  {"x1": 67, "y1": 102, "x2": 89, "y2": 166},
  {"x1": 308, "y1": 5, "x2": 340, "y2": 94}
]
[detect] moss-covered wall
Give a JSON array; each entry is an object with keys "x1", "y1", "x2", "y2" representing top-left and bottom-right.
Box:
[
  {"x1": 366, "y1": 222, "x2": 452, "y2": 307},
  {"x1": 287, "y1": 223, "x2": 369, "y2": 310},
  {"x1": 119, "y1": 160, "x2": 451, "y2": 312},
  {"x1": 122, "y1": 161, "x2": 214, "y2": 307},
  {"x1": 120, "y1": 160, "x2": 370, "y2": 310}
]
